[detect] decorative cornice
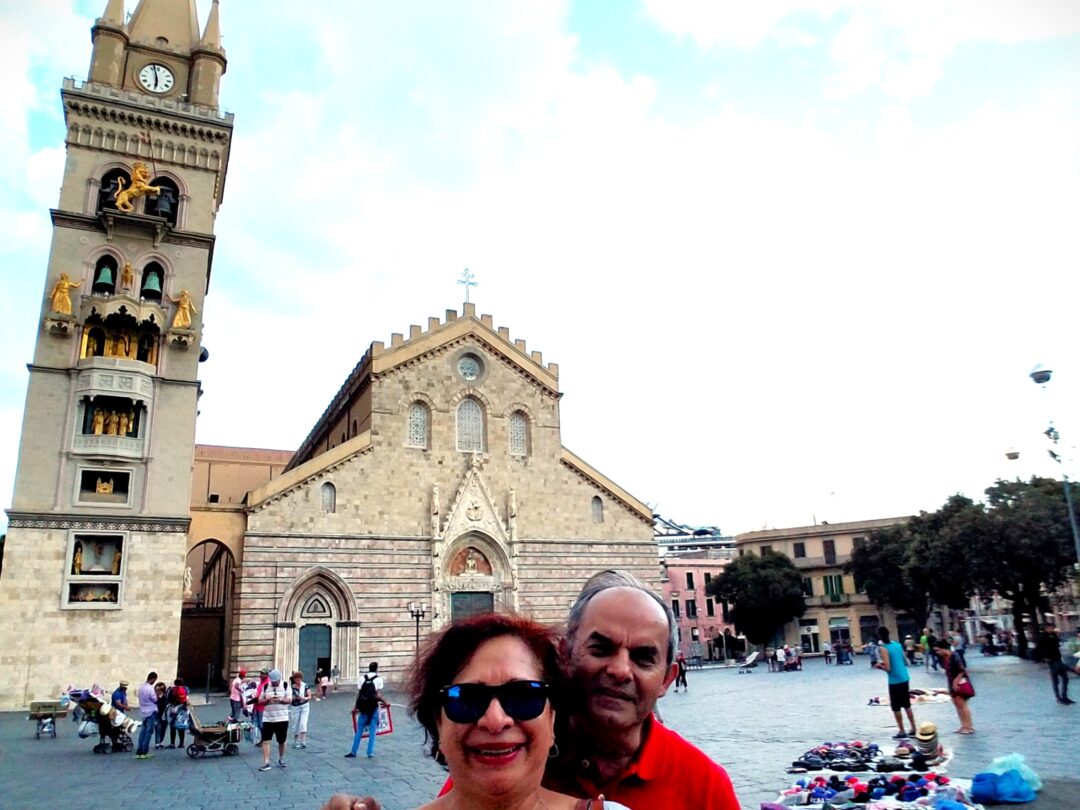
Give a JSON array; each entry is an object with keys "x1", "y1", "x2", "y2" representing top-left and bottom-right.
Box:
[
  {"x1": 62, "y1": 78, "x2": 233, "y2": 130},
  {"x1": 4, "y1": 511, "x2": 190, "y2": 533},
  {"x1": 50, "y1": 210, "x2": 216, "y2": 250}
]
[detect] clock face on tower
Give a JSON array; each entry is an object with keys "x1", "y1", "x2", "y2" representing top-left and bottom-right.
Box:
[{"x1": 138, "y1": 63, "x2": 175, "y2": 94}]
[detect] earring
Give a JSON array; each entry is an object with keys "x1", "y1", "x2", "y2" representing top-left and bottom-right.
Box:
[
  {"x1": 434, "y1": 746, "x2": 447, "y2": 765},
  {"x1": 549, "y1": 743, "x2": 560, "y2": 759}
]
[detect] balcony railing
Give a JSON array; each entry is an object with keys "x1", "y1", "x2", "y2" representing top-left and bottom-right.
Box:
[{"x1": 72, "y1": 434, "x2": 145, "y2": 459}]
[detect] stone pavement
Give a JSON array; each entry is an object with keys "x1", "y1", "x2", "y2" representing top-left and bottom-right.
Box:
[{"x1": 1, "y1": 655, "x2": 1076, "y2": 809}]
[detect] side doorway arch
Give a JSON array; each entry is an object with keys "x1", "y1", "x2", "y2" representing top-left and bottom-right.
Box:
[{"x1": 178, "y1": 539, "x2": 235, "y2": 688}]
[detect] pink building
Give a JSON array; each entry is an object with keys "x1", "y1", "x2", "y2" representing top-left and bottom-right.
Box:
[{"x1": 660, "y1": 551, "x2": 738, "y2": 661}]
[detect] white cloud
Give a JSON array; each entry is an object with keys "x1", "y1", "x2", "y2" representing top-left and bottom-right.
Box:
[
  {"x1": 644, "y1": 0, "x2": 1080, "y2": 100},
  {"x1": 2, "y1": 1, "x2": 1079, "y2": 534}
]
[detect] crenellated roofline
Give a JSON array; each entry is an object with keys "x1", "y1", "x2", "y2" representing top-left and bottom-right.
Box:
[{"x1": 287, "y1": 303, "x2": 560, "y2": 471}]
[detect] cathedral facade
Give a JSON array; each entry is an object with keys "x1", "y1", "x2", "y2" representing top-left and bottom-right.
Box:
[
  {"x1": 187, "y1": 304, "x2": 658, "y2": 687},
  {"x1": 0, "y1": 1, "x2": 659, "y2": 705}
]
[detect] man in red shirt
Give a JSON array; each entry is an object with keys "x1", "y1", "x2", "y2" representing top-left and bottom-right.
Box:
[{"x1": 322, "y1": 570, "x2": 739, "y2": 810}]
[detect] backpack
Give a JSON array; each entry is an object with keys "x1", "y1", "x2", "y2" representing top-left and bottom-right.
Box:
[{"x1": 356, "y1": 674, "x2": 378, "y2": 715}]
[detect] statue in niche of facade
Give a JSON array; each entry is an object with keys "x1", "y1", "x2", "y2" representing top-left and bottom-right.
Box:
[
  {"x1": 95, "y1": 477, "x2": 114, "y2": 494},
  {"x1": 127, "y1": 410, "x2": 135, "y2": 435},
  {"x1": 71, "y1": 541, "x2": 84, "y2": 575},
  {"x1": 118, "y1": 411, "x2": 130, "y2": 436},
  {"x1": 105, "y1": 411, "x2": 120, "y2": 436},
  {"x1": 464, "y1": 548, "x2": 479, "y2": 574},
  {"x1": 120, "y1": 262, "x2": 135, "y2": 291},
  {"x1": 92, "y1": 408, "x2": 106, "y2": 435},
  {"x1": 113, "y1": 161, "x2": 161, "y2": 212},
  {"x1": 85, "y1": 333, "x2": 99, "y2": 357},
  {"x1": 183, "y1": 566, "x2": 193, "y2": 597},
  {"x1": 111, "y1": 547, "x2": 122, "y2": 576},
  {"x1": 467, "y1": 499, "x2": 482, "y2": 521},
  {"x1": 48, "y1": 272, "x2": 82, "y2": 315},
  {"x1": 168, "y1": 289, "x2": 197, "y2": 330}
]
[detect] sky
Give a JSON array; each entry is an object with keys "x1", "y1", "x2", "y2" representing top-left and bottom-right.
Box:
[{"x1": 2, "y1": 0, "x2": 1080, "y2": 535}]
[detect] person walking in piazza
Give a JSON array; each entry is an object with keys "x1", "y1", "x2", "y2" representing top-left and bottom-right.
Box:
[
  {"x1": 166, "y1": 678, "x2": 190, "y2": 749},
  {"x1": 323, "y1": 569, "x2": 740, "y2": 810},
  {"x1": 951, "y1": 629, "x2": 967, "y2": 667},
  {"x1": 674, "y1": 651, "x2": 689, "y2": 691},
  {"x1": 921, "y1": 628, "x2": 939, "y2": 672},
  {"x1": 904, "y1": 634, "x2": 917, "y2": 665},
  {"x1": 932, "y1": 639, "x2": 975, "y2": 734},
  {"x1": 229, "y1": 668, "x2": 248, "y2": 721},
  {"x1": 332, "y1": 663, "x2": 341, "y2": 691},
  {"x1": 153, "y1": 681, "x2": 168, "y2": 749},
  {"x1": 1034, "y1": 623, "x2": 1074, "y2": 705},
  {"x1": 345, "y1": 662, "x2": 386, "y2": 759},
  {"x1": 258, "y1": 669, "x2": 292, "y2": 771},
  {"x1": 134, "y1": 671, "x2": 159, "y2": 759},
  {"x1": 290, "y1": 671, "x2": 312, "y2": 749},
  {"x1": 251, "y1": 668, "x2": 270, "y2": 743},
  {"x1": 874, "y1": 627, "x2": 918, "y2": 739},
  {"x1": 822, "y1": 640, "x2": 833, "y2": 665}
]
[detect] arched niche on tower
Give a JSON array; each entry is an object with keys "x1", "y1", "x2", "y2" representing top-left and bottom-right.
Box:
[
  {"x1": 91, "y1": 254, "x2": 119, "y2": 296},
  {"x1": 139, "y1": 261, "x2": 165, "y2": 302},
  {"x1": 146, "y1": 174, "x2": 182, "y2": 227},
  {"x1": 97, "y1": 167, "x2": 131, "y2": 214}
]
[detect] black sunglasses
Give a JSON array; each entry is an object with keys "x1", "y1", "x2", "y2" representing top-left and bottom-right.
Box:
[{"x1": 439, "y1": 680, "x2": 550, "y2": 724}]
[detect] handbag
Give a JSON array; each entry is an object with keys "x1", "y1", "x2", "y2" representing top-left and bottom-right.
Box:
[{"x1": 954, "y1": 672, "x2": 975, "y2": 698}]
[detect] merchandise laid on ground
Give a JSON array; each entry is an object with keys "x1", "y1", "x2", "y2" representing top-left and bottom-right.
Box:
[
  {"x1": 769, "y1": 737, "x2": 1043, "y2": 809},
  {"x1": 867, "y1": 689, "x2": 953, "y2": 706}
]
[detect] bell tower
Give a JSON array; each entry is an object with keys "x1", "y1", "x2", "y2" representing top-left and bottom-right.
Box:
[{"x1": 0, "y1": 0, "x2": 233, "y2": 707}]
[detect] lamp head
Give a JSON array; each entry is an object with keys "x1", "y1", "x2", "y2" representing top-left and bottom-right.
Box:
[{"x1": 1030, "y1": 365, "x2": 1053, "y2": 385}]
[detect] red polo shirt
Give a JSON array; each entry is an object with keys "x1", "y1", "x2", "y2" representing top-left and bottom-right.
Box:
[
  {"x1": 545, "y1": 717, "x2": 739, "y2": 809},
  {"x1": 439, "y1": 717, "x2": 739, "y2": 808}
]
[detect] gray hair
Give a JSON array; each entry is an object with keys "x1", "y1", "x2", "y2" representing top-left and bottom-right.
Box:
[{"x1": 566, "y1": 569, "x2": 678, "y2": 665}]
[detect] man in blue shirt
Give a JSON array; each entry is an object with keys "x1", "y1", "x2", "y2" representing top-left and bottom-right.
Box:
[
  {"x1": 111, "y1": 680, "x2": 130, "y2": 713},
  {"x1": 875, "y1": 627, "x2": 917, "y2": 739}
]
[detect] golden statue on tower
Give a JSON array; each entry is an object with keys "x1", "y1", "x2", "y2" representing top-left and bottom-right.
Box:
[{"x1": 113, "y1": 162, "x2": 162, "y2": 213}]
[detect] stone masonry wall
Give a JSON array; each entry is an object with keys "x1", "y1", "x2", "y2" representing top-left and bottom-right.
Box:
[{"x1": 0, "y1": 526, "x2": 186, "y2": 708}]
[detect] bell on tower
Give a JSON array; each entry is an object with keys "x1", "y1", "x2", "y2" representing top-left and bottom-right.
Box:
[{"x1": 92, "y1": 258, "x2": 116, "y2": 295}]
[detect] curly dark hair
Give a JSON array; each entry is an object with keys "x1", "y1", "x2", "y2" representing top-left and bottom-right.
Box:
[{"x1": 407, "y1": 612, "x2": 562, "y2": 759}]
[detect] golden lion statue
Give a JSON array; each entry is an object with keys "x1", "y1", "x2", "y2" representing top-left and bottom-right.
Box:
[{"x1": 113, "y1": 161, "x2": 161, "y2": 212}]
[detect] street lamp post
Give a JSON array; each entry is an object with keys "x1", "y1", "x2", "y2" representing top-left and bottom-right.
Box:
[
  {"x1": 408, "y1": 601, "x2": 428, "y2": 652},
  {"x1": 1029, "y1": 366, "x2": 1080, "y2": 566}
]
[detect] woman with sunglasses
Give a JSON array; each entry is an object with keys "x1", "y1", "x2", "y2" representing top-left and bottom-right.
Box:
[{"x1": 406, "y1": 612, "x2": 628, "y2": 810}]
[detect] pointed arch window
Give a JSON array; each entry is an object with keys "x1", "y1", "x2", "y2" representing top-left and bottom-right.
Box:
[
  {"x1": 407, "y1": 402, "x2": 429, "y2": 449},
  {"x1": 591, "y1": 496, "x2": 604, "y2": 524},
  {"x1": 456, "y1": 397, "x2": 485, "y2": 453},
  {"x1": 509, "y1": 411, "x2": 529, "y2": 457},
  {"x1": 320, "y1": 482, "x2": 336, "y2": 513}
]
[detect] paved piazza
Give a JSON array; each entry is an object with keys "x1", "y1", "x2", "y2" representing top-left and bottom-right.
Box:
[{"x1": 1, "y1": 654, "x2": 1076, "y2": 809}]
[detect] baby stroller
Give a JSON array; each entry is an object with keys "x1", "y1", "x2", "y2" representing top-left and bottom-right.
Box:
[
  {"x1": 185, "y1": 706, "x2": 242, "y2": 758},
  {"x1": 69, "y1": 688, "x2": 136, "y2": 754}
]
